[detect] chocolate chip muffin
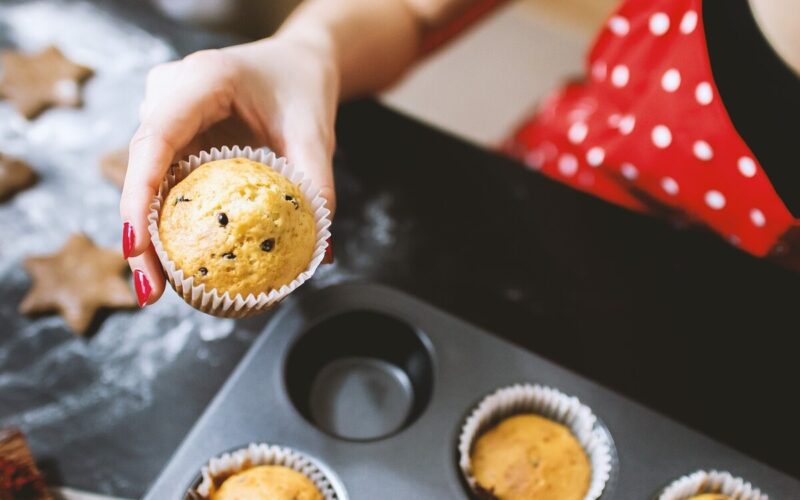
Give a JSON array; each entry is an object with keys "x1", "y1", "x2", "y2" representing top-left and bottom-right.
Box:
[
  {"x1": 158, "y1": 158, "x2": 316, "y2": 297},
  {"x1": 470, "y1": 414, "x2": 591, "y2": 500},
  {"x1": 687, "y1": 496, "x2": 734, "y2": 500},
  {"x1": 211, "y1": 465, "x2": 323, "y2": 500}
]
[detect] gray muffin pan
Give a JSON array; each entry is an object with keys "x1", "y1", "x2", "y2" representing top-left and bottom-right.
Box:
[{"x1": 144, "y1": 282, "x2": 800, "y2": 499}]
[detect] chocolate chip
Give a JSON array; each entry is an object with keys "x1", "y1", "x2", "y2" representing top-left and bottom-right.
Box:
[
  {"x1": 285, "y1": 194, "x2": 299, "y2": 209},
  {"x1": 174, "y1": 195, "x2": 191, "y2": 205},
  {"x1": 198, "y1": 267, "x2": 208, "y2": 276},
  {"x1": 260, "y1": 238, "x2": 275, "y2": 252},
  {"x1": 284, "y1": 194, "x2": 293, "y2": 201},
  {"x1": 217, "y1": 212, "x2": 228, "y2": 226},
  {"x1": 222, "y1": 252, "x2": 235, "y2": 259}
]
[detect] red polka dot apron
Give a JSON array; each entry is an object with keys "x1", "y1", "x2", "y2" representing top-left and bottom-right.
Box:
[{"x1": 505, "y1": 0, "x2": 795, "y2": 258}]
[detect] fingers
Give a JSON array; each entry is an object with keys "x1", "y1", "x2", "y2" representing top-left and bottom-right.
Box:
[
  {"x1": 128, "y1": 245, "x2": 166, "y2": 307},
  {"x1": 121, "y1": 50, "x2": 238, "y2": 258},
  {"x1": 283, "y1": 115, "x2": 337, "y2": 217}
]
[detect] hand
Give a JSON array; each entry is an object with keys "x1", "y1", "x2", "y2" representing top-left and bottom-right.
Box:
[{"x1": 120, "y1": 37, "x2": 339, "y2": 306}]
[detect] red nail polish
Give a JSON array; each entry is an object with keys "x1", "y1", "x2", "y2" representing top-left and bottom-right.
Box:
[
  {"x1": 322, "y1": 237, "x2": 334, "y2": 264},
  {"x1": 134, "y1": 269, "x2": 152, "y2": 308},
  {"x1": 122, "y1": 221, "x2": 135, "y2": 259}
]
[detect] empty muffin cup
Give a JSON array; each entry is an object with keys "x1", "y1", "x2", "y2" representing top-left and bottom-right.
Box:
[
  {"x1": 657, "y1": 470, "x2": 768, "y2": 500},
  {"x1": 186, "y1": 442, "x2": 345, "y2": 500},
  {"x1": 147, "y1": 146, "x2": 331, "y2": 318},
  {"x1": 458, "y1": 383, "x2": 615, "y2": 500}
]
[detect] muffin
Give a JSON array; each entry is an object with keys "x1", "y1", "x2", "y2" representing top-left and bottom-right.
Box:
[
  {"x1": 470, "y1": 414, "x2": 590, "y2": 500},
  {"x1": 658, "y1": 470, "x2": 767, "y2": 500},
  {"x1": 212, "y1": 465, "x2": 323, "y2": 500},
  {"x1": 158, "y1": 157, "x2": 316, "y2": 298},
  {"x1": 459, "y1": 384, "x2": 613, "y2": 500},
  {"x1": 192, "y1": 443, "x2": 340, "y2": 500}
]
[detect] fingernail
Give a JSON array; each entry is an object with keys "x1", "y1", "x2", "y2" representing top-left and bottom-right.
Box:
[
  {"x1": 122, "y1": 221, "x2": 135, "y2": 259},
  {"x1": 133, "y1": 269, "x2": 152, "y2": 308},
  {"x1": 322, "y1": 237, "x2": 334, "y2": 264}
]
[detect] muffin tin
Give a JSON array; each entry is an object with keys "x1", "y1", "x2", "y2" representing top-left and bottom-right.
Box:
[{"x1": 144, "y1": 282, "x2": 800, "y2": 498}]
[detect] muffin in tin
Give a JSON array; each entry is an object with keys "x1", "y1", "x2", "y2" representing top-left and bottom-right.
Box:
[
  {"x1": 657, "y1": 470, "x2": 767, "y2": 500},
  {"x1": 188, "y1": 443, "x2": 342, "y2": 500},
  {"x1": 470, "y1": 413, "x2": 590, "y2": 499},
  {"x1": 458, "y1": 384, "x2": 614, "y2": 500}
]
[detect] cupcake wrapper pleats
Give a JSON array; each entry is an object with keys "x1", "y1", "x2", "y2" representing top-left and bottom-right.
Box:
[
  {"x1": 147, "y1": 146, "x2": 332, "y2": 318},
  {"x1": 458, "y1": 383, "x2": 615, "y2": 500}
]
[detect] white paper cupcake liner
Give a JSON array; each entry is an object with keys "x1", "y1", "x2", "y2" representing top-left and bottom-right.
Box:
[
  {"x1": 458, "y1": 383, "x2": 615, "y2": 500},
  {"x1": 658, "y1": 470, "x2": 768, "y2": 500},
  {"x1": 147, "y1": 146, "x2": 331, "y2": 318},
  {"x1": 190, "y1": 442, "x2": 346, "y2": 499}
]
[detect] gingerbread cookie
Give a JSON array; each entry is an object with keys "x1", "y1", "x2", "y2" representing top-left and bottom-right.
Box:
[
  {"x1": 0, "y1": 153, "x2": 37, "y2": 201},
  {"x1": 0, "y1": 428, "x2": 52, "y2": 500},
  {"x1": 0, "y1": 46, "x2": 92, "y2": 119},
  {"x1": 19, "y1": 233, "x2": 137, "y2": 334},
  {"x1": 99, "y1": 148, "x2": 128, "y2": 189}
]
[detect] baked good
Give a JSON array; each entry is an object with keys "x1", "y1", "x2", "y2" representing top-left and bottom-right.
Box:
[
  {"x1": 0, "y1": 428, "x2": 52, "y2": 500},
  {"x1": 0, "y1": 46, "x2": 92, "y2": 119},
  {"x1": 687, "y1": 495, "x2": 734, "y2": 500},
  {"x1": 470, "y1": 414, "x2": 590, "y2": 500},
  {"x1": 158, "y1": 158, "x2": 316, "y2": 297},
  {"x1": 99, "y1": 148, "x2": 128, "y2": 189},
  {"x1": 19, "y1": 233, "x2": 137, "y2": 334},
  {"x1": 0, "y1": 153, "x2": 37, "y2": 201},
  {"x1": 212, "y1": 465, "x2": 323, "y2": 500}
]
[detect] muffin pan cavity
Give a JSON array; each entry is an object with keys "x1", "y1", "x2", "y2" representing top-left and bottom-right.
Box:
[
  {"x1": 145, "y1": 283, "x2": 800, "y2": 499},
  {"x1": 285, "y1": 311, "x2": 433, "y2": 441}
]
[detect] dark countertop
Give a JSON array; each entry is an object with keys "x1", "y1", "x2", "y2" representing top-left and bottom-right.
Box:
[{"x1": 1, "y1": 1, "x2": 800, "y2": 497}]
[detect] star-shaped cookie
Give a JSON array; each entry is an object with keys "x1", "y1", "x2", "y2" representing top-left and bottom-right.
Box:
[
  {"x1": 19, "y1": 233, "x2": 137, "y2": 335},
  {"x1": 0, "y1": 428, "x2": 52, "y2": 499},
  {"x1": 0, "y1": 153, "x2": 37, "y2": 201},
  {"x1": 0, "y1": 46, "x2": 93, "y2": 119},
  {"x1": 99, "y1": 148, "x2": 128, "y2": 189}
]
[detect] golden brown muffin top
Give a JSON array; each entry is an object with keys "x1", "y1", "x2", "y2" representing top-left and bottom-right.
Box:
[
  {"x1": 159, "y1": 158, "x2": 316, "y2": 297},
  {"x1": 211, "y1": 465, "x2": 323, "y2": 500},
  {"x1": 687, "y1": 495, "x2": 735, "y2": 500},
  {"x1": 470, "y1": 413, "x2": 591, "y2": 500}
]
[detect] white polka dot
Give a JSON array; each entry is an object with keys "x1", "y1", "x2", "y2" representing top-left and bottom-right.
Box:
[
  {"x1": 621, "y1": 163, "x2": 638, "y2": 180},
  {"x1": 693, "y1": 140, "x2": 713, "y2": 161},
  {"x1": 705, "y1": 190, "x2": 726, "y2": 210},
  {"x1": 651, "y1": 125, "x2": 672, "y2": 148},
  {"x1": 661, "y1": 68, "x2": 681, "y2": 92},
  {"x1": 738, "y1": 156, "x2": 757, "y2": 177},
  {"x1": 649, "y1": 12, "x2": 670, "y2": 35},
  {"x1": 728, "y1": 235, "x2": 741, "y2": 247},
  {"x1": 524, "y1": 149, "x2": 544, "y2": 170},
  {"x1": 558, "y1": 154, "x2": 578, "y2": 176},
  {"x1": 568, "y1": 122, "x2": 588, "y2": 144},
  {"x1": 619, "y1": 115, "x2": 636, "y2": 135},
  {"x1": 611, "y1": 65, "x2": 630, "y2": 88},
  {"x1": 680, "y1": 10, "x2": 698, "y2": 34},
  {"x1": 608, "y1": 15, "x2": 630, "y2": 36},
  {"x1": 695, "y1": 82, "x2": 713, "y2": 105},
  {"x1": 607, "y1": 113, "x2": 621, "y2": 128},
  {"x1": 586, "y1": 147, "x2": 605, "y2": 167},
  {"x1": 750, "y1": 208, "x2": 766, "y2": 227},
  {"x1": 661, "y1": 177, "x2": 679, "y2": 195},
  {"x1": 592, "y1": 60, "x2": 607, "y2": 82}
]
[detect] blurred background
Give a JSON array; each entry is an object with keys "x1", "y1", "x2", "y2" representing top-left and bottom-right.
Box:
[{"x1": 152, "y1": 0, "x2": 617, "y2": 145}]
